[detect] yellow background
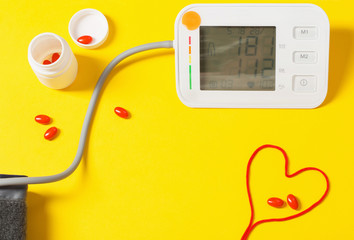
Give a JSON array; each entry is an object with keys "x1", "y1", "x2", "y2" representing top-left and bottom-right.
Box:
[{"x1": 0, "y1": 0, "x2": 353, "y2": 239}]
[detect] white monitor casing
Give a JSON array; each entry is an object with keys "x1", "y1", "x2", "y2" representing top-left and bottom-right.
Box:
[{"x1": 174, "y1": 4, "x2": 330, "y2": 108}]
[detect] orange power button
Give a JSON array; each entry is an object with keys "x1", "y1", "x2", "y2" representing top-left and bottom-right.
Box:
[{"x1": 182, "y1": 11, "x2": 201, "y2": 30}]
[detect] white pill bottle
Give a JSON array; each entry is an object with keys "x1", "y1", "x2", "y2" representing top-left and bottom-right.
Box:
[{"x1": 28, "y1": 33, "x2": 78, "y2": 89}]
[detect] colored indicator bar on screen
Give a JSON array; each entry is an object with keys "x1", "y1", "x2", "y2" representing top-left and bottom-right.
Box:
[
  {"x1": 189, "y1": 65, "x2": 192, "y2": 89},
  {"x1": 189, "y1": 36, "x2": 192, "y2": 90}
]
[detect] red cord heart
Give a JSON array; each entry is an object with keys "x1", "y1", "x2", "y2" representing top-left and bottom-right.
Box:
[{"x1": 241, "y1": 145, "x2": 329, "y2": 240}]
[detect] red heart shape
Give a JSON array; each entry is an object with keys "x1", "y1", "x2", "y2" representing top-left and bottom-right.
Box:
[{"x1": 241, "y1": 145, "x2": 329, "y2": 240}]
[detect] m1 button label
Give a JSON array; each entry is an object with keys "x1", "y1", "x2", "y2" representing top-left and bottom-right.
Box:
[{"x1": 294, "y1": 27, "x2": 318, "y2": 40}]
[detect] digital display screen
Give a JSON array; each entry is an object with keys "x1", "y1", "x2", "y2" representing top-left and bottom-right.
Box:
[{"x1": 200, "y1": 27, "x2": 276, "y2": 91}]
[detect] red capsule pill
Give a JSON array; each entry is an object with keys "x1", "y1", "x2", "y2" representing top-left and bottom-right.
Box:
[
  {"x1": 43, "y1": 60, "x2": 51, "y2": 65},
  {"x1": 35, "y1": 115, "x2": 51, "y2": 124},
  {"x1": 287, "y1": 194, "x2": 299, "y2": 210},
  {"x1": 77, "y1": 35, "x2": 93, "y2": 44},
  {"x1": 44, "y1": 127, "x2": 58, "y2": 140},
  {"x1": 267, "y1": 197, "x2": 284, "y2": 208},
  {"x1": 114, "y1": 107, "x2": 129, "y2": 119},
  {"x1": 52, "y1": 52, "x2": 60, "y2": 63}
]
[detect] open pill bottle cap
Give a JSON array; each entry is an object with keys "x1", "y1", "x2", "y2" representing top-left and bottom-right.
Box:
[{"x1": 69, "y1": 9, "x2": 109, "y2": 49}]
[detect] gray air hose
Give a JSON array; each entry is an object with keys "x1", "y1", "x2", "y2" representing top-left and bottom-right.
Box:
[
  {"x1": 0, "y1": 41, "x2": 173, "y2": 240},
  {"x1": 0, "y1": 40, "x2": 173, "y2": 187}
]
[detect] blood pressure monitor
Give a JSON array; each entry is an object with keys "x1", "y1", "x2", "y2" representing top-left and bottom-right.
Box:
[{"x1": 174, "y1": 4, "x2": 330, "y2": 108}]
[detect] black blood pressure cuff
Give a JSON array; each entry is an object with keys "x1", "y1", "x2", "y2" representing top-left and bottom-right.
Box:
[{"x1": 0, "y1": 174, "x2": 27, "y2": 240}]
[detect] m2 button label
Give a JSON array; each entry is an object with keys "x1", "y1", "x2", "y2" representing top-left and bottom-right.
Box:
[
  {"x1": 294, "y1": 27, "x2": 318, "y2": 40},
  {"x1": 293, "y1": 51, "x2": 317, "y2": 64}
]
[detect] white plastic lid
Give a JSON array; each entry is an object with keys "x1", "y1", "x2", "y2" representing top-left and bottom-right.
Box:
[{"x1": 69, "y1": 9, "x2": 109, "y2": 49}]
